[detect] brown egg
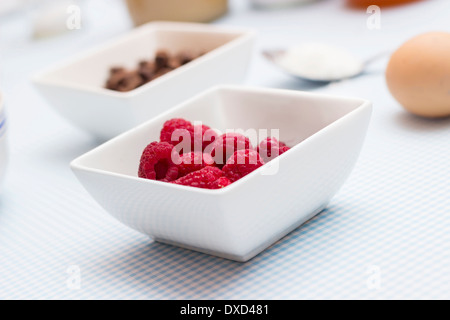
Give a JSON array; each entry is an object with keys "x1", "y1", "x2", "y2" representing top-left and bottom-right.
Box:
[{"x1": 386, "y1": 32, "x2": 450, "y2": 118}]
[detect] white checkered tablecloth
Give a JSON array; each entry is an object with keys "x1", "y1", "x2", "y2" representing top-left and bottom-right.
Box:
[{"x1": 1, "y1": 0, "x2": 449, "y2": 299}]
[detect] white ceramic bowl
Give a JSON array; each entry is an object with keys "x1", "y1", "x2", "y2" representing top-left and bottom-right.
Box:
[
  {"x1": 0, "y1": 93, "x2": 7, "y2": 188},
  {"x1": 71, "y1": 86, "x2": 372, "y2": 261},
  {"x1": 33, "y1": 22, "x2": 255, "y2": 140}
]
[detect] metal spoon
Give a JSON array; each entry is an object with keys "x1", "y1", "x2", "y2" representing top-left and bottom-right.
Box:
[{"x1": 263, "y1": 45, "x2": 389, "y2": 83}]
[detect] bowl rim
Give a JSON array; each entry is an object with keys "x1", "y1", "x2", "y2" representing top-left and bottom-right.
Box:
[
  {"x1": 32, "y1": 21, "x2": 256, "y2": 99},
  {"x1": 70, "y1": 85, "x2": 372, "y2": 195}
]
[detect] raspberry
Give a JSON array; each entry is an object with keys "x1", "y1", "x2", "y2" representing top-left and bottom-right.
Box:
[
  {"x1": 210, "y1": 133, "x2": 252, "y2": 167},
  {"x1": 194, "y1": 124, "x2": 218, "y2": 152},
  {"x1": 210, "y1": 177, "x2": 232, "y2": 189},
  {"x1": 171, "y1": 166, "x2": 224, "y2": 189},
  {"x1": 160, "y1": 118, "x2": 194, "y2": 150},
  {"x1": 177, "y1": 152, "x2": 214, "y2": 178},
  {"x1": 279, "y1": 145, "x2": 290, "y2": 154},
  {"x1": 138, "y1": 141, "x2": 180, "y2": 181},
  {"x1": 223, "y1": 149, "x2": 264, "y2": 182},
  {"x1": 257, "y1": 137, "x2": 281, "y2": 163},
  {"x1": 257, "y1": 137, "x2": 289, "y2": 162},
  {"x1": 160, "y1": 119, "x2": 217, "y2": 153}
]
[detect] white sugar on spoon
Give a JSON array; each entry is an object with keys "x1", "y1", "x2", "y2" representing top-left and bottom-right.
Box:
[{"x1": 264, "y1": 43, "x2": 384, "y2": 82}]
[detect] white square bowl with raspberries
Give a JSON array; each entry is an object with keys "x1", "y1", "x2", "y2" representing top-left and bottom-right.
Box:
[
  {"x1": 71, "y1": 86, "x2": 372, "y2": 262},
  {"x1": 33, "y1": 22, "x2": 255, "y2": 140}
]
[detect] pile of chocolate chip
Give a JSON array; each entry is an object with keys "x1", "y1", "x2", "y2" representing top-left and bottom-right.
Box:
[{"x1": 105, "y1": 50, "x2": 203, "y2": 92}]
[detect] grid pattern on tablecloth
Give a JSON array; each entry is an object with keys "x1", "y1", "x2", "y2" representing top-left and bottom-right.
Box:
[
  {"x1": 1, "y1": 74, "x2": 450, "y2": 300},
  {"x1": 0, "y1": 109, "x2": 6, "y2": 138}
]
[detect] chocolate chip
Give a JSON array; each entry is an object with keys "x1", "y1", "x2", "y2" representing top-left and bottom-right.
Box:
[
  {"x1": 177, "y1": 51, "x2": 195, "y2": 65},
  {"x1": 152, "y1": 67, "x2": 172, "y2": 80},
  {"x1": 155, "y1": 50, "x2": 169, "y2": 70},
  {"x1": 106, "y1": 70, "x2": 126, "y2": 90},
  {"x1": 116, "y1": 71, "x2": 144, "y2": 92},
  {"x1": 105, "y1": 50, "x2": 205, "y2": 92},
  {"x1": 110, "y1": 67, "x2": 125, "y2": 74},
  {"x1": 106, "y1": 69, "x2": 144, "y2": 92},
  {"x1": 168, "y1": 57, "x2": 182, "y2": 69},
  {"x1": 138, "y1": 60, "x2": 155, "y2": 82}
]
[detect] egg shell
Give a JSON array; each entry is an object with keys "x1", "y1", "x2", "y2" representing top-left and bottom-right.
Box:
[{"x1": 386, "y1": 32, "x2": 450, "y2": 118}]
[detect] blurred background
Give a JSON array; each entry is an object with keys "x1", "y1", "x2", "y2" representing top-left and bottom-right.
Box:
[{"x1": 1, "y1": 0, "x2": 448, "y2": 142}]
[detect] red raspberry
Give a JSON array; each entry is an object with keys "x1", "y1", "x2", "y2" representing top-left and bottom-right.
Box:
[
  {"x1": 160, "y1": 118, "x2": 194, "y2": 151},
  {"x1": 138, "y1": 142, "x2": 180, "y2": 181},
  {"x1": 176, "y1": 152, "x2": 214, "y2": 178},
  {"x1": 257, "y1": 137, "x2": 289, "y2": 162},
  {"x1": 160, "y1": 119, "x2": 217, "y2": 153},
  {"x1": 171, "y1": 166, "x2": 224, "y2": 189},
  {"x1": 279, "y1": 145, "x2": 290, "y2": 154},
  {"x1": 193, "y1": 124, "x2": 218, "y2": 152},
  {"x1": 223, "y1": 149, "x2": 264, "y2": 182},
  {"x1": 257, "y1": 137, "x2": 281, "y2": 163},
  {"x1": 210, "y1": 133, "x2": 252, "y2": 167},
  {"x1": 210, "y1": 177, "x2": 232, "y2": 189}
]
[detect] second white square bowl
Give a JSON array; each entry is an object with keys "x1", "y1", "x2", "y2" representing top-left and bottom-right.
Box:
[
  {"x1": 33, "y1": 22, "x2": 255, "y2": 140},
  {"x1": 71, "y1": 86, "x2": 372, "y2": 261}
]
